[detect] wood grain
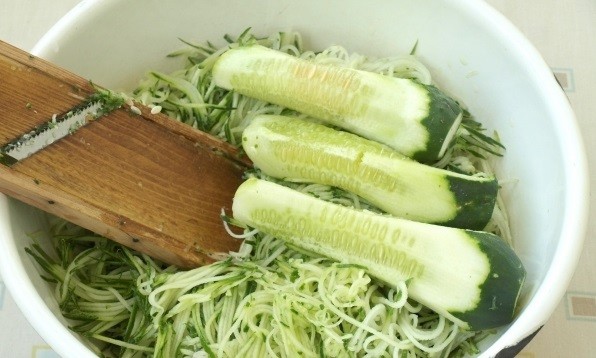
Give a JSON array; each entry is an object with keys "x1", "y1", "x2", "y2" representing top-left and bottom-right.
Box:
[{"x1": 0, "y1": 40, "x2": 249, "y2": 268}]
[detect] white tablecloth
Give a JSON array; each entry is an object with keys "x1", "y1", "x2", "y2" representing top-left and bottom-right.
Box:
[{"x1": 1, "y1": 1, "x2": 594, "y2": 357}]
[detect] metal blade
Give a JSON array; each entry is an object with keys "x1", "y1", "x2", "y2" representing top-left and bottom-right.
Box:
[{"x1": 0, "y1": 100, "x2": 103, "y2": 165}]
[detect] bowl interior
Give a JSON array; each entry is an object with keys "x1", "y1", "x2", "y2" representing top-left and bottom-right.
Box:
[{"x1": 1, "y1": 0, "x2": 587, "y2": 357}]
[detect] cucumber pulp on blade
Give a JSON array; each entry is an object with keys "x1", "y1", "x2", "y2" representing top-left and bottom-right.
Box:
[
  {"x1": 212, "y1": 45, "x2": 463, "y2": 163},
  {"x1": 232, "y1": 178, "x2": 526, "y2": 331},
  {"x1": 242, "y1": 114, "x2": 498, "y2": 230}
]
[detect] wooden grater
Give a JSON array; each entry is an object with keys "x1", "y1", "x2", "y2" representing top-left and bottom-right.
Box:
[{"x1": 0, "y1": 40, "x2": 251, "y2": 268}]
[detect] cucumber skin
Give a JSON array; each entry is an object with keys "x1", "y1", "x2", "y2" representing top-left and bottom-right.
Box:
[
  {"x1": 453, "y1": 231, "x2": 526, "y2": 330},
  {"x1": 242, "y1": 114, "x2": 497, "y2": 230},
  {"x1": 233, "y1": 178, "x2": 526, "y2": 331},
  {"x1": 418, "y1": 84, "x2": 463, "y2": 162},
  {"x1": 212, "y1": 45, "x2": 462, "y2": 163},
  {"x1": 445, "y1": 174, "x2": 499, "y2": 230}
]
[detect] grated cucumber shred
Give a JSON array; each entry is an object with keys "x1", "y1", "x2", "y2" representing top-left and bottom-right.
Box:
[
  {"x1": 28, "y1": 216, "x2": 491, "y2": 357},
  {"x1": 28, "y1": 30, "x2": 510, "y2": 357}
]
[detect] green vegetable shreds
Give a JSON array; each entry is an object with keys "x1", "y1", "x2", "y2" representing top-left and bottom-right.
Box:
[{"x1": 28, "y1": 218, "x2": 492, "y2": 357}]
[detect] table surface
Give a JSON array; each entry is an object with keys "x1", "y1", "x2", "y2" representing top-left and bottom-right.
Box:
[{"x1": 1, "y1": 1, "x2": 595, "y2": 357}]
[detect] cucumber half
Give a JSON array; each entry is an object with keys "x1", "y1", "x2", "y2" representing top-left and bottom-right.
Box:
[
  {"x1": 232, "y1": 178, "x2": 526, "y2": 331},
  {"x1": 242, "y1": 114, "x2": 498, "y2": 230},
  {"x1": 212, "y1": 45, "x2": 463, "y2": 162}
]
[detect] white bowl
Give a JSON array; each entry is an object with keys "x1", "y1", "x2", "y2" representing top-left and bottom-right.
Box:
[{"x1": 0, "y1": 0, "x2": 589, "y2": 357}]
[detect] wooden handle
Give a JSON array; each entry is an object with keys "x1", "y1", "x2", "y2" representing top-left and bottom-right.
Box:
[{"x1": 0, "y1": 40, "x2": 249, "y2": 268}]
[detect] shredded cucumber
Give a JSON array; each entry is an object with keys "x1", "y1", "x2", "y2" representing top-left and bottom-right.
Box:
[
  {"x1": 28, "y1": 216, "x2": 489, "y2": 357},
  {"x1": 27, "y1": 30, "x2": 510, "y2": 357}
]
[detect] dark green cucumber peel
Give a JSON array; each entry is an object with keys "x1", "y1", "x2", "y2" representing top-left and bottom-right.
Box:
[
  {"x1": 413, "y1": 84, "x2": 463, "y2": 163},
  {"x1": 443, "y1": 175, "x2": 499, "y2": 230},
  {"x1": 451, "y1": 231, "x2": 526, "y2": 330}
]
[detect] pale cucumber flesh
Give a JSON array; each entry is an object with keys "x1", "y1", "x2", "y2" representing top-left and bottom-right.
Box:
[
  {"x1": 232, "y1": 178, "x2": 526, "y2": 330},
  {"x1": 242, "y1": 114, "x2": 497, "y2": 230},
  {"x1": 212, "y1": 45, "x2": 462, "y2": 162}
]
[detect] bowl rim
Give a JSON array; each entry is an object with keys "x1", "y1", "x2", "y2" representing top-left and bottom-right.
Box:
[
  {"x1": 447, "y1": 1, "x2": 589, "y2": 355},
  {"x1": 0, "y1": 200, "x2": 97, "y2": 358},
  {"x1": 0, "y1": 0, "x2": 589, "y2": 357}
]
